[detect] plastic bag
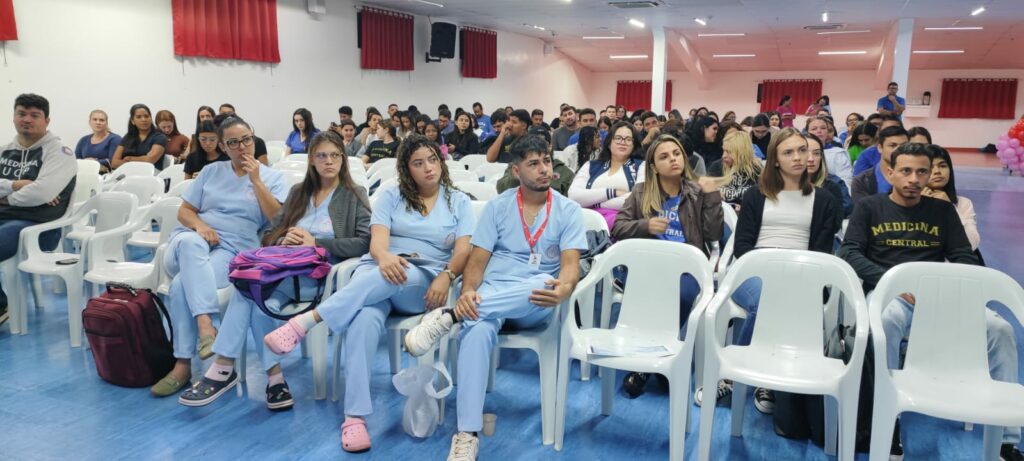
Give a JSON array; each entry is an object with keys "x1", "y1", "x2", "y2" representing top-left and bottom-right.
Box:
[{"x1": 392, "y1": 362, "x2": 452, "y2": 438}]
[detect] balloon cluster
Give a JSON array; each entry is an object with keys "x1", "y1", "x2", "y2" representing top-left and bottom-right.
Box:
[{"x1": 997, "y1": 116, "x2": 1024, "y2": 173}]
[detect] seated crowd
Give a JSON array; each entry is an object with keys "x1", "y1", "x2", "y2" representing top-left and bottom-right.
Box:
[{"x1": 2, "y1": 90, "x2": 1020, "y2": 461}]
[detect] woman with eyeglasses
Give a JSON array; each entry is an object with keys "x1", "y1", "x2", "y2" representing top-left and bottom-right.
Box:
[
  {"x1": 569, "y1": 121, "x2": 646, "y2": 230},
  {"x1": 183, "y1": 121, "x2": 227, "y2": 179},
  {"x1": 154, "y1": 117, "x2": 291, "y2": 398},
  {"x1": 263, "y1": 134, "x2": 474, "y2": 453},
  {"x1": 180, "y1": 131, "x2": 371, "y2": 411}
]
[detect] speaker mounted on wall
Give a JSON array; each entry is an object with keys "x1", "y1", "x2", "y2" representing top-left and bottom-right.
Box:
[{"x1": 426, "y1": 22, "x2": 457, "y2": 62}]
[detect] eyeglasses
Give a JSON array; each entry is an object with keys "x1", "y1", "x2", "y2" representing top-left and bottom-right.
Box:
[
  {"x1": 198, "y1": 136, "x2": 218, "y2": 143},
  {"x1": 313, "y1": 152, "x2": 344, "y2": 161},
  {"x1": 612, "y1": 135, "x2": 633, "y2": 144},
  {"x1": 223, "y1": 136, "x2": 254, "y2": 149}
]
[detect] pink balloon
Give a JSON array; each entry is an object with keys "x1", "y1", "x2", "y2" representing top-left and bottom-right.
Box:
[
  {"x1": 999, "y1": 148, "x2": 1015, "y2": 159},
  {"x1": 1017, "y1": 146, "x2": 1024, "y2": 156},
  {"x1": 999, "y1": 134, "x2": 1011, "y2": 142},
  {"x1": 1011, "y1": 138, "x2": 1022, "y2": 149},
  {"x1": 1009, "y1": 162, "x2": 1021, "y2": 173},
  {"x1": 997, "y1": 140, "x2": 1010, "y2": 150}
]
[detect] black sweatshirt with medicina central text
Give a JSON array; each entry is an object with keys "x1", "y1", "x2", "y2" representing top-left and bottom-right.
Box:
[{"x1": 838, "y1": 194, "x2": 977, "y2": 291}]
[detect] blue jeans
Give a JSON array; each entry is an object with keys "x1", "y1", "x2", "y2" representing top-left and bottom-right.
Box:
[
  {"x1": 732, "y1": 277, "x2": 764, "y2": 346},
  {"x1": 0, "y1": 219, "x2": 61, "y2": 305}
]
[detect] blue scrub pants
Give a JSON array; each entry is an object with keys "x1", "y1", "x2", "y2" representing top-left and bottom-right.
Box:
[
  {"x1": 317, "y1": 262, "x2": 436, "y2": 416},
  {"x1": 456, "y1": 274, "x2": 554, "y2": 432},
  {"x1": 164, "y1": 232, "x2": 235, "y2": 359},
  {"x1": 212, "y1": 277, "x2": 322, "y2": 372}
]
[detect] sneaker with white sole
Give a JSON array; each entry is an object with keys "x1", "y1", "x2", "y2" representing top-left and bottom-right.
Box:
[
  {"x1": 754, "y1": 388, "x2": 775, "y2": 414},
  {"x1": 405, "y1": 308, "x2": 454, "y2": 357},
  {"x1": 447, "y1": 432, "x2": 478, "y2": 461},
  {"x1": 694, "y1": 380, "x2": 733, "y2": 407}
]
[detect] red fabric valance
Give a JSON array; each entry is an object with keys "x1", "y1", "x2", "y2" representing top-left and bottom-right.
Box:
[
  {"x1": 172, "y1": 0, "x2": 280, "y2": 63},
  {"x1": 938, "y1": 79, "x2": 1018, "y2": 119},
  {"x1": 616, "y1": 80, "x2": 673, "y2": 113},
  {"x1": 0, "y1": 0, "x2": 17, "y2": 41},
  {"x1": 461, "y1": 27, "x2": 497, "y2": 79},
  {"x1": 759, "y1": 79, "x2": 822, "y2": 114},
  {"x1": 360, "y1": 7, "x2": 414, "y2": 71}
]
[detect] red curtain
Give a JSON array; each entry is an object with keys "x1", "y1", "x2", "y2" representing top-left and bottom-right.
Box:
[
  {"x1": 172, "y1": 0, "x2": 280, "y2": 63},
  {"x1": 615, "y1": 80, "x2": 673, "y2": 112},
  {"x1": 759, "y1": 79, "x2": 822, "y2": 114},
  {"x1": 938, "y1": 79, "x2": 1018, "y2": 119},
  {"x1": 461, "y1": 27, "x2": 496, "y2": 79},
  {"x1": 0, "y1": 0, "x2": 17, "y2": 41},
  {"x1": 360, "y1": 7, "x2": 414, "y2": 71}
]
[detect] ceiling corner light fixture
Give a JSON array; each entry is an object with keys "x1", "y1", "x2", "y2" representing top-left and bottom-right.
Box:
[
  {"x1": 818, "y1": 50, "x2": 867, "y2": 55},
  {"x1": 924, "y1": 26, "x2": 983, "y2": 31},
  {"x1": 629, "y1": 18, "x2": 646, "y2": 28},
  {"x1": 609, "y1": 54, "x2": 648, "y2": 59},
  {"x1": 698, "y1": 33, "x2": 745, "y2": 37},
  {"x1": 817, "y1": 29, "x2": 870, "y2": 35},
  {"x1": 583, "y1": 35, "x2": 625, "y2": 40},
  {"x1": 410, "y1": 0, "x2": 444, "y2": 7},
  {"x1": 523, "y1": 23, "x2": 546, "y2": 31},
  {"x1": 971, "y1": 6, "x2": 986, "y2": 16},
  {"x1": 694, "y1": 17, "x2": 708, "y2": 26},
  {"x1": 713, "y1": 54, "x2": 756, "y2": 58},
  {"x1": 821, "y1": 11, "x2": 829, "y2": 23},
  {"x1": 913, "y1": 49, "x2": 965, "y2": 54}
]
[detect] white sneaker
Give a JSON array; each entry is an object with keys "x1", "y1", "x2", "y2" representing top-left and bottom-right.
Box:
[
  {"x1": 404, "y1": 308, "x2": 454, "y2": 357},
  {"x1": 447, "y1": 432, "x2": 479, "y2": 461}
]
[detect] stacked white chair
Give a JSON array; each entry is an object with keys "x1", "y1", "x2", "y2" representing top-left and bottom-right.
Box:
[
  {"x1": 86, "y1": 197, "x2": 183, "y2": 296},
  {"x1": 365, "y1": 158, "x2": 397, "y2": 179},
  {"x1": 445, "y1": 159, "x2": 465, "y2": 171},
  {"x1": 157, "y1": 163, "x2": 186, "y2": 192},
  {"x1": 473, "y1": 162, "x2": 508, "y2": 181},
  {"x1": 453, "y1": 181, "x2": 498, "y2": 202},
  {"x1": 448, "y1": 169, "x2": 478, "y2": 183},
  {"x1": 555, "y1": 240, "x2": 714, "y2": 460},
  {"x1": 460, "y1": 155, "x2": 487, "y2": 172},
  {"x1": 166, "y1": 179, "x2": 194, "y2": 198}
]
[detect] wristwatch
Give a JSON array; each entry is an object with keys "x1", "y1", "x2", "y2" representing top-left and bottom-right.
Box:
[{"x1": 442, "y1": 268, "x2": 457, "y2": 281}]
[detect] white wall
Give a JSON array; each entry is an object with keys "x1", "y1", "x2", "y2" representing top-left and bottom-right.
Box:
[
  {"x1": 0, "y1": 0, "x2": 593, "y2": 143},
  {"x1": 588, "y1": 69, "x2": 1024, "y2": 149}
]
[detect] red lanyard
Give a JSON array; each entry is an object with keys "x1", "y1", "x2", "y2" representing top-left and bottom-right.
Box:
[{"x1": 517, "y1": 188, "x2": 552, "y2": 253}]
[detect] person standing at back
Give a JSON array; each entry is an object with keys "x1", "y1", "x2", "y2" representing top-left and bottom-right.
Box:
[
  {"x1": 0, "y1": 94, "x2": 78, "y2": 325},
  {"x1": 776, "y1": 96, "x2": 796, "y2": 128},
  {"x1": 877, "y1": 81, "x2": 906, "y2": 121}
]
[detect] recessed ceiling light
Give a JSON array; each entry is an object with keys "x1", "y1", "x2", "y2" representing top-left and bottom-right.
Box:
[
  {"x1": 924, "y1": 26, "x2": 983, "y2": 30},
  {"x1": 694, "y1": 17, "x2": 707, "y2": 26},
  {"x1": 821, "y1": 12, "x2": 829, "y2": 23},
  {"x1": 713, "y1": 54, "x2": 756, "y2": 58},
  {"x1": 971, "y1": 6, "x2": 986, "y2": 16},
  {"x1": 698, "y1": 33, "x2": 745, "y2": 37},
  {"x1": 410, "y1": 0, "x2": 444, "y2": 7},
  {"x1": 913, "y1": 50, "x2": 965, "y2": 54},
  {"x1": 523, "y1": 24, "x2": 546, "y2": 31},
  {"x1": 818, "y1": 50, "x2": 867, "y2": 55},
  {"x1": 629, "y1": 18, "x2": 645, "y2": 28},
  {"x1": 583, "y1": 35, "x2": 625, "y2": 40},
  {"x1": 817, "y1": 29, "x2": 871, "y2": 35},
  {"x1": 609, "y1": 54, "x2": 648, "y2": 59}
]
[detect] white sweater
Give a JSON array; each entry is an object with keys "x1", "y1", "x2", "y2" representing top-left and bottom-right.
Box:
[{"x1": 568, "y1": 160, "x2": 646, "y2": 210}]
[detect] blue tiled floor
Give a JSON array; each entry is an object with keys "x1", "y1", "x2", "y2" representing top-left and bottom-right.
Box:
[{"x1": 1, "y1": 166, "x2": 1021, "y2": 460}]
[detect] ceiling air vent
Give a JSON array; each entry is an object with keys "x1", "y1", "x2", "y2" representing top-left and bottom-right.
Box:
[
  {"x1": 608, "y1": 1, "x2": 661, "y2": 8},
  {"x1": 804, "y1": 23, "x2": 846, "y2": 31}
]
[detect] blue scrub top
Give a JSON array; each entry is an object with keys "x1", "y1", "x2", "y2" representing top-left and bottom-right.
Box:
[
  {"x1": 368, "y1": 184, "x2": 475, "y2": 269},
  {"x1": 853, "y1": 145, "x2": 881, "y2": 176},
  {"x1": 286, "y1": 129, "x2": 321, "y2": 154},
  {"x1": 471, "y1": 188, "x2": 588, "y2": 284},
  {"x1": 295, "y1": 188, "x2": 338, "y2": 240},
  {"x1": 174, "y1": 161, "x2": 290, "y2": 253},
  {"x1": 657, "y1": 195, "x2": 687, "y2": 243}
]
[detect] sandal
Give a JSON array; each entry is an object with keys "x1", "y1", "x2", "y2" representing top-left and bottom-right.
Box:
[
  {"x1": 151, "y1": 371, "x2": 191, "y2": 397},
  {"x1": 266, "y1": 382, "x2": 294, "y2": 411},
  {"x1": 341, "y1": 417, "x2": 372, "y2": 453},
  {"x1": 264, "y1": 319, "x2": 307, "y2": 355},
  {"x1": 197, "y1": 334, "x2": 217, "y2": 360}
]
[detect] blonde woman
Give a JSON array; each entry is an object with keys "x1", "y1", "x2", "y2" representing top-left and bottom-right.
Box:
[{"x1": 705, "y1": 130, "x2": 763, "y2": 211}]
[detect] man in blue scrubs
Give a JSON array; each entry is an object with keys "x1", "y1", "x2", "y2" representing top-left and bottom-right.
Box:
[
  {"x1": 404, "y1": 135, "x2": 588, "y2": 461},
  {"x1": 877, "y1": 81, "x2": 906, "y2": 121}
]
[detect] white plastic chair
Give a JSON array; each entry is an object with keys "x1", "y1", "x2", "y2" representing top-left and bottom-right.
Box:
[
  {"x1": 112, "y1": 176, "x2": 165, "y2": 208},
  {"x1": 280, "y1": 171, "x2": 306, "y2": 189},
  {"x1": 365, "y1": 158, "x2": 397, "y2": 179},
  {"x1": 445, "y1": 159, "x2": 465, "y2": 171},
  {"x1": 348, "y1": 160, "x2": 366, "y2": 176},
  {"x1": 473, "y1": 162, "x2": 508, "y2": 180},
  {"x1": 161, "y1": 154, "x2": 174, "y2": 170},
  {"x1": 125, "y1": 195, "x2": 183, "y2": 252},
  {"x1": 285, "y1": 153, "x2": 308, "y2": 164},
  {"x1": 484, "y1": 172, "x2": 505, "y2": 184},
  {"x1": 571, "y1": 209, "x2": 614, "y2": 382},
  {"x1": 867, "y1": 262, "x2": 1024, "y2": 461},
  {"x1": 102, "y1": 162, "x2": 155, "y2": 190},
  {"x1": 460, "y1": 155, "x2": 487, "y2": 172},
  {"x1": 157, "y1": 163, "x2": 186, "y2": 192},
  {"x1": 448, "y1": 169, "x2": 478, "y2": 183},
  {"x1": 76, "y1": 159, "x2": 101, "y2": 176},
  {"x1": 166, "y1": 179, "x2": 194, "y2": 198},
  {"x1": 714, "y1": 203, "x2": 738, "y2": 282},
  {"x1": 266, "y1": 145, "x2": 285, "y2": 166},
  {"x1": 266, "y1": 140, "x2": 286, "y2": 150},
  {"x1": 453, "y1": 181, "x2": 498, "y2": 201},
  {"x1": 273, "y1": 161, "x2": 308, "y2": 173},
  {"x1": 554, "y1": 240, "x2": 714, "y2": 460},
  {"x1": 698, "y1": 249, "x2": 868, "y2": 461},
  {"x1": 16, "y1": 192, "x2": 138, "y2": 346}
]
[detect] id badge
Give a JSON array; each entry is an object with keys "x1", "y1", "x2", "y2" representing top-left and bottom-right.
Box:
[{"x1": 528, "y1": 252, "x2": 542, "y2": 269}]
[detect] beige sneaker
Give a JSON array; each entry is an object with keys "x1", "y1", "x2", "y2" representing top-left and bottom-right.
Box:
[
  {"x1": 404, "y1": 308, "x2": 454, "y2": 357},
  {"x1": 447, "y1": 432, "x2": 479, "y2": 461}
]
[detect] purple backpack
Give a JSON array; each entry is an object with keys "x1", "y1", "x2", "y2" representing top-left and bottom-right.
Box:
[{"x1": 228, "y1": 246, "x2": 332, "y2": 320}]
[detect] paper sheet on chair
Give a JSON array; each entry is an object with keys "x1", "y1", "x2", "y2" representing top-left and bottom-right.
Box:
[{"x1": 588, "y1": 344, "x2": 672, "y2": 358}]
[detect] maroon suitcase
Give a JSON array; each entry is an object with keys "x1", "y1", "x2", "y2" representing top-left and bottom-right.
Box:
[{"x1": 83, "y1": 282, "x2": 175, "y2": 387}]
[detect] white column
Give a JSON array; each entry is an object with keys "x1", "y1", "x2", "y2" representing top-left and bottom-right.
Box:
[
  {"x1": 891, "y1": 18, "x2": 914, "y2": 97},
  {"x1": 651, "y1": 26, "x2": 668, "y2": 113}
]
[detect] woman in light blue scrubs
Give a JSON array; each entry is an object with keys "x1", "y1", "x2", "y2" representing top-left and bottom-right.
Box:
[
  {"x1": 179, "y1": 131, "x2": 371, "y2": 411},
  {"x1": 154, "y1": 117, "x2": 290, "y2": 397},
  {"x1": 264, "y1": 133, "x2": 475, "y2": 453}
]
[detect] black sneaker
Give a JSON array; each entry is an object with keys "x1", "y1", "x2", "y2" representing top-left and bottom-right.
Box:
[
  {"x1": 1002, "y1": 444, "x2": 1024, "y2": 461},
  {"x1": 753, "y1": 388, "x2": 775, "y2": 414},
  {"x1": 178, "y1": 371, "x2": 239, "y2": 407},
  {"x1": 0, "y1": 303, "x2": 8, "y2": 326},
  {"x1": 622, "y1": 372, "x2": 649, "y2": 398},
  {"x1": 890, "y1": 420, "x2": 904, "y2": 461},
  {"x1": 266, "y1": 382, "x2": 294, "y2": 411},
  {"x1": 694, "y1": 381, "x2": 733, "y2": 407}
]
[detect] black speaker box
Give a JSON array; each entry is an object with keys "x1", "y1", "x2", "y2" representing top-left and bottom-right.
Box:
[{"x1": 430, "y1": 22, "x2": 457, "y2": 59}]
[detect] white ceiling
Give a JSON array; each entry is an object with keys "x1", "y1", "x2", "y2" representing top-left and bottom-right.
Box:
[{"x1": 361, "y1": 0, "x2": 1024, "y2": 72}]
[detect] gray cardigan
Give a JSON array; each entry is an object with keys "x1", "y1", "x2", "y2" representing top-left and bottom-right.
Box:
[{"x1": 263, "y1": 184, "x2": 371, "y2": 261}]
